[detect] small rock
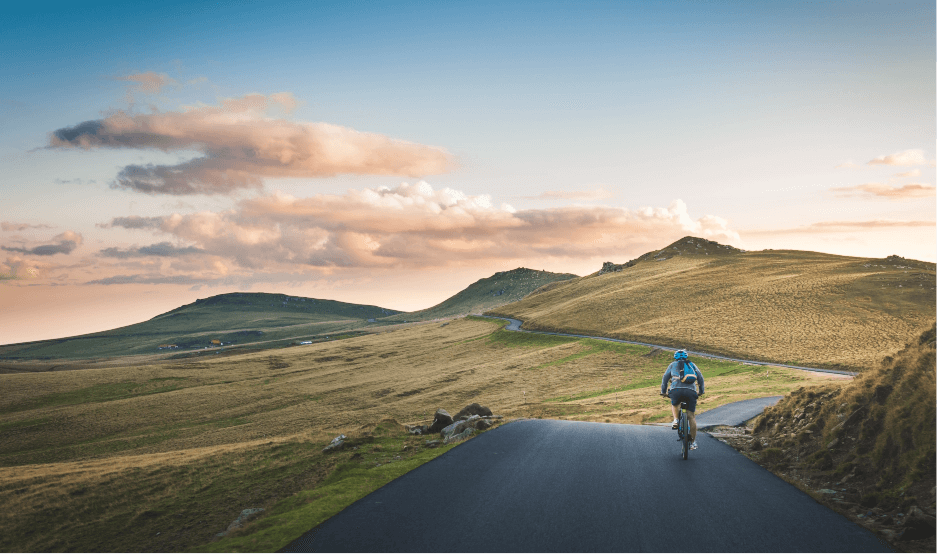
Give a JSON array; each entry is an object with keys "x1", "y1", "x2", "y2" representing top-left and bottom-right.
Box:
[
  {"x1": 427, "y1": 409, "x2": 453, "y2": 433},
  {"x1": 818, "y1": 489, "x2": 839, "y2": 495},
  {"x1": 424, "y1": 439, "x2": 441, "y2": 448},
  {"x1": 322, "y1": 434, "x2": 348, "y2": 453},
  {"x1": 454, "y1": 403, "x2": 493, "y2": 420},
  {"x1": 475, "y1": 419, "x2": 492, "y2": 431},
  {"x1": 217, "y1": 508, "x2": 265, "y2": 537},
  {"x1": 827, "y1": 438, "x2": 840, "y2": 449}
]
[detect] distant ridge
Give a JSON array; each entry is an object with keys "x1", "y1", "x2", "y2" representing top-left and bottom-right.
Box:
[
  {"x1": 489, "y1": 236, "x2": 935, "y2": 372},
  {"x1": 381, "y1": 267, "x2": 578, "y2": 322}
]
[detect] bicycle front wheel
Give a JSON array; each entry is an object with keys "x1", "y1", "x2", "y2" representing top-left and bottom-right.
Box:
[{"x1": 681, "y1": 413, "x2": 689, "y2": 459}]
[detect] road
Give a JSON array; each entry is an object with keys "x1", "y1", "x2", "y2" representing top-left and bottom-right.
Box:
[
  {"x1": 282, "y1": 419, "x2": 887, "y2": 552},
  {"x1": 483, "y1": 316, "x2": 857, "y2": 376}
]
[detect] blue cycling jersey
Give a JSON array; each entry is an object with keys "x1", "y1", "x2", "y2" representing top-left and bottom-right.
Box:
[{"x1": 661, "y1": 361, "x2": 705, "y2": 395}]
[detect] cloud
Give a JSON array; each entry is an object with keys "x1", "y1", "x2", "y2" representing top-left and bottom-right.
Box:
[
  {"x1": 97, "y1": 216, "x2": 165, "y2": 229},
  {"x1": 99, "y1": 242, "x2": 206, "y2": 259},
  {"x1": 2, "y1": 221, "x2": 54, "y2": 232},
  {"x1": 49, "y1": 94, "x2": 455, "y2": 195},
  {"x1": 85, "y1": 274, "x2": 222, "y2": 286},
  {"x1": 1, "y1": 231, "x2": 83, "y2": 256},
  {"x1": 117, "y1": 72, "x2": 178, "y2": 94},
  {"x1": 831, "y1": 182, "x2": 935, "y2": 199},
  {"x1": 521, "y1": 188, "x2": 614, "y2": 201},
  {"x1": 896, "y1": 169, "x2": 921, "y2": 178},
  {"x1": 867, "y1": 149, "x2": 931, "y2": 167},
  {"x1": 104, "y1": 182, "x2": 740, "y2": 271},
  {"x1": 745, "y1": 220, "x2": 934, "y2": 235}
]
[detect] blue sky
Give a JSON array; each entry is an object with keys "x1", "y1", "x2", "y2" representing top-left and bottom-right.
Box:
[{"x1": 1, "y1": 0, "x2": 934, "y2": 343}]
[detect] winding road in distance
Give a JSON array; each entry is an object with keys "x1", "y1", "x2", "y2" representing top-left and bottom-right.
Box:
[
  {"x1": 282, "y1": 419, "x2": 888, "y2": 552},
  {"x1": 481, "y1": 315, "x2": 858, "y2": 376}
]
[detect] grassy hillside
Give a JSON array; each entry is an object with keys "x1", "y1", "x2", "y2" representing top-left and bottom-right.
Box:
[
  {"x1": 0, "y1": 292, "x2": 401, "y2": 361},
  {"x1": 0, "y1": 316, "x2": 845, "y2": 551},
  {"x1": 488, "y1": 237, "x2": 935, "y2": 372},
  {"x1": 721, "y1": 323, "x2": 936, "y2": 551},
  {"x1": 381, "y1": 267, "x2": 578, "y2": 322}
]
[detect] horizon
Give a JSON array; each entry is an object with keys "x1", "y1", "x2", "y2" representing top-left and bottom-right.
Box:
[{"x1": 2, "y1": 0, "x2": 935, "y2": 344}]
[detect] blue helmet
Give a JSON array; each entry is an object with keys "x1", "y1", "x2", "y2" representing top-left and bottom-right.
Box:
[{"x1": 673, "y1": 349, "x2": 688, "y2": 361}]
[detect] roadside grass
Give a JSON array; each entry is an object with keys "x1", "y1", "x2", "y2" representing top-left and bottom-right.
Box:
[{"x1": 0, "y1": 316, "x2": 850, "y2": 552}]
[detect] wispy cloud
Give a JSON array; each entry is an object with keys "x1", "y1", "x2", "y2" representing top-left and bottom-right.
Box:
[
  {"x1": 103, "y1": 182, "x2": 740, "y2": 271},
  {"x1": 1, "y1": 221, "x2": 54, "y2": 232},
  {"x1": 1, "y1": 231, "x2": 83, "y2": 256},
  {"x1": 867, "y1": 149, "x2": 931, "y2": 167},
  {"x1": 745, "y1": 220, "x2": 934, "y2": 235},
  {"x1": 117, "y1": 71, "x2": 178, "y2": 94},
  {"x1": 520, "y1": 188, "x2": 614, "y2": 201},
  {"x1": 831, "y1": 182, "x2": 935, "y2": 199},
  {"x1": 896, "y1": 169, "x2": 921, "y2": 178},
  {"x1": 99, "y1": 242, "x2": 206, "y2": 259},
  {"x1": 49, "y1": 93, "x2": 455, "y2": 195}
]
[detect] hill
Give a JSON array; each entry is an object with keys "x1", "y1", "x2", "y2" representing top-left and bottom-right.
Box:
[
  {"x1": 380, "y1": 267, "x2": 578, "y2": 322},
  {"x1": 487, "y1": 236, "x2": 936, "y2": 372},
  {"x1": 0, "y1": 292, "x2": 401, "y2": 361}
]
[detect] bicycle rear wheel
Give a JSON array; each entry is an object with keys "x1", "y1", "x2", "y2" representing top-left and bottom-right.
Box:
[{"x1": 681, "y1": 411, "x2": 689, "y2": 459}]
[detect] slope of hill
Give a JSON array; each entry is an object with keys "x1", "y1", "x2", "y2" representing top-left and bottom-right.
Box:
[
  {"x1": 488, "y1": 237, "x2": 935, "y2": 371},
  {"x1": 381, "y1": 267, "x2": 578, "y2": 322},
  {"x1": 0, "y1": 292, "x2": 402, "y2": 361}
]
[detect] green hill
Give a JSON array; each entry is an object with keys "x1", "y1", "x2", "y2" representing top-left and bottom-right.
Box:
[
  {"x1": 0, "y1": 292, "x2": 402, "y2": 361},
  {"x1": 381, "y1": 267, "x2": 579, "y2": 322},
  {"x1": 488, "y1": 237, "x2": 936, "y2": 372}
]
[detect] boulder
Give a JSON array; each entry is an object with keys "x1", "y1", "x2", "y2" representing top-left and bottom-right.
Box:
[
  {"x1": 322, "y1": 434, "x2": 347, "y2": 453},
  {"x1": 441, "y1": 416, "x2": 477, "y2": 437},
  {"x1": 424, "y1": 439, "x2": 441, "y2": 448},
  {"x1": 444, "y1": 428, "x2": 474, "y2": 444},
  {"x1": 427, "y1": 409, "x2": 454, "y2": 434},
  {"x1": 454, "y1": 403, "x2": 493, "y2": 421},
  {"x1": 899, "y1": 506, "x2": 936, "y2": 541},
  {"x1": 475, "y1": 419, "x2": 492, "y2": 431}
]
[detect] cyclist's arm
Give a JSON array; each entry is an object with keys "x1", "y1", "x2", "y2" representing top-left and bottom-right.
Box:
[
  {"x1": 660, "y1": 368, "x2": 670, "y2": 395},
  {"x1": 696, "y1": 367, "x2": 705, "y2": 395}
]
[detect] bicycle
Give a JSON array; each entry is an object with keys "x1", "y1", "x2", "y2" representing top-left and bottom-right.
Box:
[{"x1": 676, "y1": 401, "x2": 690, "y2": 460}]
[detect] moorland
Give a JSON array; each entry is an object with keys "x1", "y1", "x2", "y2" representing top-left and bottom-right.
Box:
[{"x1": 0, "y1": 237, "x2": 933, "y2": 552}]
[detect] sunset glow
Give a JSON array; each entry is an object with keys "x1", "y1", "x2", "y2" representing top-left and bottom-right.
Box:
[{"x1": 2, "y1": 1, "x2": 934, "y2": 344}]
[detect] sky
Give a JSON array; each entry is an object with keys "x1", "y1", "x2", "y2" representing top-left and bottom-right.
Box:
[{"x1": 1, "y1": 0, "x2": 934, "y2": 344}]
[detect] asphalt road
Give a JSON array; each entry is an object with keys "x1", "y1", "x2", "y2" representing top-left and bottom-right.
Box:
[
  {"x1": 282, "y1": 419, "x2": 889, "y2": 552},
  {"x1": 487, "y1": 316, "x2": 857, "y2": 376},
  {"x1": 695, "y1": 396, "x2": 784, "y2": 429}
]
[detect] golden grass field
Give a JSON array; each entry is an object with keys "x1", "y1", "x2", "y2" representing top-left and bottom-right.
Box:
[
  {"x1": 489, "y1": 238, "x2": 936, "y2": 372},
  {"x1": 0, "y1": 316, "x2": 851, "y2": 551}
]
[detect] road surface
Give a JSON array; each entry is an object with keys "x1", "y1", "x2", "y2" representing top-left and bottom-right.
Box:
[{"x1": 282, "y1": 419, "x2": 887, "y2": 552}]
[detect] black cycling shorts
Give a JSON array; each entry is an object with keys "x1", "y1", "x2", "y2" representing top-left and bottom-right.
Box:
[{"x1": 668, "y1": 388, "x2": 698, "y2": 412}]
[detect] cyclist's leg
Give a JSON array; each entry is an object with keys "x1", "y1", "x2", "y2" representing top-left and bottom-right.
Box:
[
  {"x1": 688, "y1": 411, "x2": 697, "y2": 441},
  {"x1": 667, "y1": 390, "x2": 680, "y2": 421}
]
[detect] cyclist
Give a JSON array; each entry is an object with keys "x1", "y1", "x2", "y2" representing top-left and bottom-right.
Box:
[{"x1": 660, "y1": 349, "x2": 705, "y2": 450}]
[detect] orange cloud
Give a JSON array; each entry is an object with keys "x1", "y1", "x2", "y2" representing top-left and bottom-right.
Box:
[
  {"x1": 104, "y1": 182, "x2": 740, "y2": 271},
  {"x1": 1, "y1": 221, "x2": 54, "y2": 232},
  {"x1": 831, "y1": 182, "x2": 935, "y2": 199},
  {"x1": 896, "y1": 169, "x2": 921, "y2": 178},
  {"x1": 867, "y1": 149, "x2": 930, "y2": 167},
  {"x1": 49, "y1": 94, "x2": 455, "y2": 195}
]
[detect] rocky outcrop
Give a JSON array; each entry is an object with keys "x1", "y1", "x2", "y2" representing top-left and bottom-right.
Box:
[{"x1": 454, "y1": 403, "x2": 492, "y2": 420}]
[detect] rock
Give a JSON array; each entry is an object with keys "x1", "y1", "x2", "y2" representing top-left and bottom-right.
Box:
[
  {"x1": 749, "y1": 439, "x2": 762, "y2": 451},
  {"x1": 425, "y1": 439, "x2": 441, "y2": 448},
  {"x1": 444, "y1": 428, "x2": 474, "y2": 444},
  {"x1": 454, "y1": 403, "x2": 493, "y2": 420},
  {"x1": 817, "y1": 489, "x2": 839, "y2": 495},
  {"x1": 406, "y1": 425, "x2": 427, "y2": 435},
  {"x1": 216, "y1": 507, "x2": 265, "y2": 537},
  {"x1": 475, "y1": 419, "x2": 492, "y2": 431},
  {"x1": 322, "y1": 434, "x2": 347, "y2": 453},
  {"x1": 898, "y1": 506, "x2": 936, "y2": 540},
  {"x1": 441, "y1": 415, "x2": 479, "y2": 438},
  {"x1": 427, "y1": 409, "x2": 453, "y2": 433},
  {"x1": 827, "y1": 438, "x2": 840, "y2": 449}
]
